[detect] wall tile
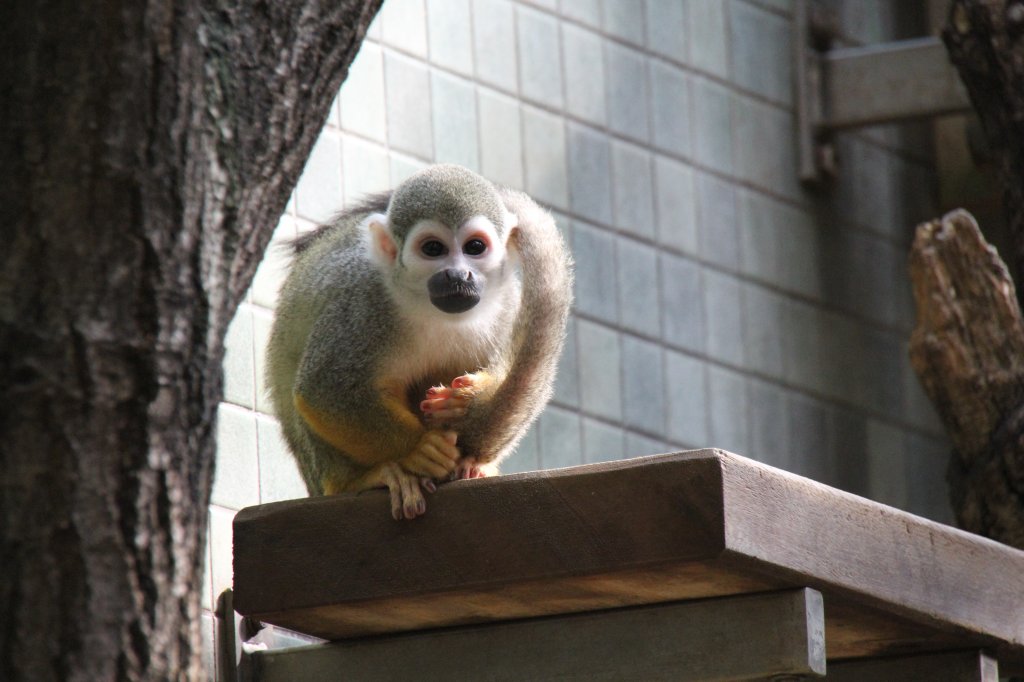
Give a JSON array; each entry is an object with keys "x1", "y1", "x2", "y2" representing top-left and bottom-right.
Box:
[
  {"x1": 787, "y1": 393, "x2": 831, "y2": 481},
  {"x1": 582, "y1": 417, "x2": 626, "y2": 463},
  {"x1": 737, "y1": 189, "x2": 822, "y2": 298},
  {"x1": 522, "y1": 105, "x2": 569, "y2": 209},
  {"x1": 625, "y1": 431, "x2": 672, "y2": 457},
  {"x1": 605, "y1": 43, "x2": 649, "y2": 142},
  {"x1": 866, "y1": 419, "x2": 908, "y2": 509},
  {"x1": 384, "y1": 51, "x2": 433, "y2": 158},
  {"x1": 208, "y1": 505, "x2": 236, "y2": 608},
  {"x1": 747, "y1": 378, "x2": 790, "y2": 469},
  {"x1": 732, "y1": 94, "x2": 801, "y2": 201},
  {"x1": 562, "y1": 24, "x2": 606, "y2": 126},
  {"x1": 252, "y1": 307, "x2": 275, "y2": 416},
  {"x1": 665, "y1": 350, "x2": 708, "y2": 446},
  {"x1": 616, "y1": 239, "x2": 661, "y2": 337},
  {"x1": 650, "y1": 60, "x2": 692, "y2": 158},
  {"x1": 602, "y1": 0, "x2": 646, "y2": 45},
  {"x1": 621, "y1": 335, "x2": 666, "y2": 434},
  {"x1": 539, "y1": 405, "x2": 584, "y2": 468},
  {"x1": 646, "y1": 0, "x2": 687, "y2": 62},
  {"x1": 572, "y1": 221, "x2": 618, "y2": 323},
  {"x1": 339, "y1": 43, "x2": 387, "y2": 143},
  {"x1": 342, "y1": 135, "x2": 390, "y2": 206},
  {"x1": 730, "y1": 0, "x2": 792, "y2": 104},
  {"x1": 257, "y1": 416, "x2": 307, "y2": 503},
  {"x1": 472, "y1": 0, "x2": 518, "y2": 92},
  {"x1": 567, "y1": 124, "x2": 613, "y2": 224},
  {"x1": 223, "y1": 304, "x2": 255, "y2": 410},
  {"x1": 691, "y1": 78, "x2": 733, "y2": 175},
  {"x1": 696, "y1": 171, "x2": 740, "y2": 270},
  {"x1": 560, "y1": 0, "x2": 601, "y2": 28},
  {"x1": 611, "y1": 140, "x2": 655, "y2": 239},
  {"x1": 517, "y1": 5, "x2": 564, "y2": 108},
  {"x1": 478, "y1": 89, "x2": 524, "y2": 188},
  {"x1": 781, "y1": 299, "x2": 826, "y2": 394},
  {"x1": 577, "y1": 320, "x2": 623, "y2": 421},
  {"x1": 212, "y1": 404, "x2": 260, "y2": 510},
  {"x1": 505, "y1": 421, "x2": 540, "y2": 473},
  {"x1": 904, "y1": 434, "x2": 953, "y2": 523},
  {"x1": 703, "y1": 269, "x2": 745, "y2": 366},
  {"x1": 742, "y1": 283, "x2": 785, "y2": 379},
  {"x1": 707, "y1": 365, "x2": 749, "y2": 455},
  {"x1": 426, "y1": 0, "x2": 473, "y2": 75},
  {"x1": 659, "y1": 253, "x2": 704, "y2": 353},
  {"x1": 554, "y1": 314, "x2": 581, "y2": 407},
  {"x1": 654, "y1": 156, "x2": 698, "y2": 255},
  {"x1": 687, "y1": 0, "x2": 729, "y2": 78},
  {"x1": 432, "y1": 71, "x2": 480, "y2": 171},
  {"x1": 390, "y1": 153, "x2": 427, "y2": 187},
  {"x1": 294, "y1": 130, "x2": 342, "y2": 223},
  {"x1": 380, "y1": 0, "x2": 428, "y2": 58},
  {"x1": 251, "y1": 215, "x2": 296, "y2": 310}
]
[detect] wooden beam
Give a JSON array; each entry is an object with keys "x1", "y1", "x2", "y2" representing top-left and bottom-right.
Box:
[
  {"x1": 829, "y1": 650, "x2": 998, "y2": 681},
  {"x1": 232, "y1": 449, "x2": 1024, "y2": 668},
  {"x1": 243, "y1": 589, "x2": 826, "y2": 682}
]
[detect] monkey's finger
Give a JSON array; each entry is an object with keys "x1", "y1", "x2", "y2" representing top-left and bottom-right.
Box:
[
  {"x1": 404, "y1": 454, "x2": 452, "y2": 479},
  {"x1": 422, "y1": 406, "x2": 469, "y2": 420},
  {"x1": 417, "y1": 442, "x2": 460, "y2": 470},
  {"x1": 421, "y1": 430, "x2": 461, "y2": 459},
  {"x1": 421, "y1": 478, "x2": 437, "y2": 494}
]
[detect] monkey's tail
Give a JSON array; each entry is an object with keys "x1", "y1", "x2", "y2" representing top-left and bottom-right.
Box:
[{"x1": 482, "y1": 190, "x2": 574, "y2": 459}]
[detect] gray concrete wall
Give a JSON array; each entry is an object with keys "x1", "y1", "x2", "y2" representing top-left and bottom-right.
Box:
[{"x1": 203, "y1": 0, "x2": 948, "y2": 674}]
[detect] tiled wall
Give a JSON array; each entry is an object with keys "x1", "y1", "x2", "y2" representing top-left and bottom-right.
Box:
[{"x1": 203, "y1": 0, "x2": 948, "y2": 674}]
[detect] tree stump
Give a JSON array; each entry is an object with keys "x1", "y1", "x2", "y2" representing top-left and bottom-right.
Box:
[{"x1": 909, "y1": 209, "x2": 1024, "y2": 548}]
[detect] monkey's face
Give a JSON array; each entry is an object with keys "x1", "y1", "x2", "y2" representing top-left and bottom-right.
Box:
[{"x1": 399, "y1": 216, "x2": 510, "y2": 315}]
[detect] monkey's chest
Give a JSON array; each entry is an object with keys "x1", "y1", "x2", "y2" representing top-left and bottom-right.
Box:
[{"x1": 381, "y1": 318, "x2": 501, "y2": 397}]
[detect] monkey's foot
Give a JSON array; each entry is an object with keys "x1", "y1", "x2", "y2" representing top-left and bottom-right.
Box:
[
  {"x1": 451, "y1": 457, "x2": 499, "y2": 480},
  {"x1": 420, "y1": 372, "x2": 491, "y2": 423},
  {"x1": 345, "y1": 462, "x2": 435, "y2": 521}
]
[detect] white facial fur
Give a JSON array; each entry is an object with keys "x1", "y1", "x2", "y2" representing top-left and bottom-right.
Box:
[{"x1": 365, "y1": 213, "x2": 522, "y2": 386}]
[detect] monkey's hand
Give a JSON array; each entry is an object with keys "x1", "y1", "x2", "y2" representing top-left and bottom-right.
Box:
[
  {"x1": 420, "y1": 372, "x2": 493, "y2": 424},
  {"x1": 452, "y1": 457, "x2": 499, "y2": 480}
]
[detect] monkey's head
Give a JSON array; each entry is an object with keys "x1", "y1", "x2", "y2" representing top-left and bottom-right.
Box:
[{"x1": 366, "y1": 165, "x2": 519, "y2": 316}]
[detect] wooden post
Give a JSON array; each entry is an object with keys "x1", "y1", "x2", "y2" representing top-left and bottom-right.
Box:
[
  {"x1": 828, "y1": 650, "x2": 998, "y2": 681},
  {"x1": 242, "y1": 589, "x2": 826, "y2": 682}
]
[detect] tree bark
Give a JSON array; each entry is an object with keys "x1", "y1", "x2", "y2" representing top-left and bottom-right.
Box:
[
  {"x1": 0, "y1": 1, "x2": 381, "y2": 679},
  {"x1": 909, "y1": 210, "x2": 1024, "y2": 548},
  {"x1": 943, "y1": 0, "x2": 1024, "y2": 287}
]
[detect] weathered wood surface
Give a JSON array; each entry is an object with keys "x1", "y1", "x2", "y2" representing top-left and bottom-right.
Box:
[
  {"x1": 233, "y1": 449, "x2": 1024, "y2": 669},
  {"x1": 909, "y1": 209, "x2": 1024, "y2": 548},
  {"x1": 244, "y1": 589, "x2": 825, "y2": 682},
  {"x1": 828, "y1": 650, "x2": 998, "y2": 682}
]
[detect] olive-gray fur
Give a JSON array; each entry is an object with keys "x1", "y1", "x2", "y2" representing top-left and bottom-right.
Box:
[{"x1": 266, "y1": 164, "x2": 573, "y2": 496}]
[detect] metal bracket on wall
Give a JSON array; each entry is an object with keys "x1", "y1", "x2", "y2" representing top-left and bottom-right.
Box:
[{"x1": 794, "y1": 0, "x2": 972, "y2": 184}]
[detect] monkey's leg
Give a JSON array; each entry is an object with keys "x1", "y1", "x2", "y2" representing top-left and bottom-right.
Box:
[{"x1": 339, "y1": 461, "x2": 428, "y2": 520}]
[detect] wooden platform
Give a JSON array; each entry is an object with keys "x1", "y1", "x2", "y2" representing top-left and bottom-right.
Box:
[{"x1": 232, "y1": 449, "x2": 1024, "y2": 673}]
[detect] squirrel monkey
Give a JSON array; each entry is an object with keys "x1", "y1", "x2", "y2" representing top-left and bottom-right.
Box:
[{"x1": 266, "y1": 165, "x2": 573, "y2": 520}]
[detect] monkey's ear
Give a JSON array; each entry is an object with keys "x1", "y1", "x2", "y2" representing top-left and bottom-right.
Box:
[
  {"x1": 503, "y1": 208, "x2": 519, "y2": 233},
  {"x1": 366, "y1": 213, "x2": 399, "y2": 265}
]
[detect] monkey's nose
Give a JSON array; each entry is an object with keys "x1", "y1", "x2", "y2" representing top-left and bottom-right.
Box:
[{"x1": 444, "y1": 268, "x2": 471, "y2": 282}]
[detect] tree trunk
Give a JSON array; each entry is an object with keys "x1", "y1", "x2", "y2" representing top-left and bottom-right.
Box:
[
  {"x1": 0, "y1": 1, "x2": 381, "y2": 679},
  {"x1": 909, "y1": 210, "x2": 1024, "y2": 549},
  {"x1": 944, "y1": 0, "x2": 1024, "y2": 287}
]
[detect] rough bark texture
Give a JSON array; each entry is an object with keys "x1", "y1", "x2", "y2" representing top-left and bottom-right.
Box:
[
  {"x1": 0, "y1": 1, "x2": 381, "y2": 680},
  {"x1": 909, "y1": 210, "x2": 1024, "y2": 548},
  {"x1": 943, "y1": 0, "x2": 1024, "y2": 287}
]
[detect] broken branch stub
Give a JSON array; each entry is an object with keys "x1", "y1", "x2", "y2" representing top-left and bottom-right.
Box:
[{"x1": 909, "y1": 208, "x2": 1024, "y2": 547}]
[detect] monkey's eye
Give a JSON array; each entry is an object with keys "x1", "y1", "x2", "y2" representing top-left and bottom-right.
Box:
[
  {"x1": 463, "y1": 239, "x2": 487, "y2": 256},
  {"x1": 421, "y1": 240, "x2": 447, "y2": 258}
]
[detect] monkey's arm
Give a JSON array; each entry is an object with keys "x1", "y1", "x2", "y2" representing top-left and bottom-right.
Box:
[{"x1": 456, "y1": 191, "x2": 573, "y2": 464}]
